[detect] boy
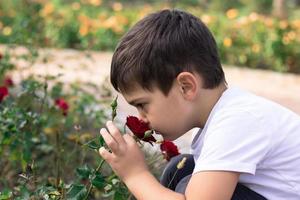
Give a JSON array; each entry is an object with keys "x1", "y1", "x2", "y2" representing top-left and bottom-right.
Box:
[{"x1": 99, "y1": 9, "x2": 300, "y2": 199}]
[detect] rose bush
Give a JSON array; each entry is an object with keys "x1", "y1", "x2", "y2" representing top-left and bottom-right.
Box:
[{"x1": 0, "y1": 46, "x2": 179, "y2": 199}]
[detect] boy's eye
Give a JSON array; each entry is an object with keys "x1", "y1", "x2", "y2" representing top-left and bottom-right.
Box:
[
  {"x1": 136, "y1": 103, "x2": 144, "y2": 109},
  {"x1": 136, "y1": 103, "x2": 147, "y2": 111}
]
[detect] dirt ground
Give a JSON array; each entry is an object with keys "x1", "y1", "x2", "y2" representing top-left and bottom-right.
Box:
[{"x1": 7, "y1": 47, "x2": 300, "y2": 152}]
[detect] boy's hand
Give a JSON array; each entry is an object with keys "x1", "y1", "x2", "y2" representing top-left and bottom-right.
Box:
[{"x1": 99, "y1": 121, "x2": 149, "y2": 183}]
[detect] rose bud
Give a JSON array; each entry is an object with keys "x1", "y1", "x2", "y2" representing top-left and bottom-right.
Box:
[
  {"x1": 0, "y1": 86, "x2": 9, "y2": 102},
  {"x1": 55, "y1": 98, "x2": 69, "y2": 116}
]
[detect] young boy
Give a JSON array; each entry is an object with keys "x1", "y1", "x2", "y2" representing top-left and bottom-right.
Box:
[{"x1": 98, "y1": 9, "x2": 300, "y2": 200}]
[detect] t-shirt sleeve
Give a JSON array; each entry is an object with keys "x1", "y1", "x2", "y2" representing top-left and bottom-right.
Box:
[{"x1": 193, "y1": 110, "x2": 271, "y2": 175}]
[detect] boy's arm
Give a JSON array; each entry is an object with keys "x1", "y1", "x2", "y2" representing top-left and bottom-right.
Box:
[
  {"x1": 99, "y1": 121, "x2": 239, "y2": 200},
  {"x1": 124, "y1": 169, "x2": 239, "y2": 200}
]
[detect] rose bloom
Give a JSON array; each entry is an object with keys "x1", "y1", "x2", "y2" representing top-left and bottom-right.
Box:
[
  {"x1": 160, "y1": 140, "x2": 180, "y2": 161},
  {"x1": 0, "y1": 86, "x2": 9, "y2": 102},
  {"x1": 0, "y1": 53, "x2": 3, "y2": 60},
  {"x1": 126, "y1": 116, "x2": 156, "y2": 144},
  {"x1": 4, "y1": 76, "x2": 13, "y2": 87},
  {"x1": 55, "y1": 98, "x2": 69, "y2": 116}
]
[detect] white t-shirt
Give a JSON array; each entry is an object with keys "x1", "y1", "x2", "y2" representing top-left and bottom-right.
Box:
[{"x1": 191, "y1": 87, "x2": 300, "y2": 200}]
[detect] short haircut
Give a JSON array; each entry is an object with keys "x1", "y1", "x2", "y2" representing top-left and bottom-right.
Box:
[{"x1": 110, "y1": 9, "x2": 225, "y2": 95}]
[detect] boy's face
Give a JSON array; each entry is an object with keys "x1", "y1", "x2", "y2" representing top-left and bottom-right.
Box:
[{"x1": 123, "y1": 83, "x2": 195, "y2": 141}]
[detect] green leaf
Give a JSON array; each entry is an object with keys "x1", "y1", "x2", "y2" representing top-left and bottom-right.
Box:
[
  {"x1": 98, "y1": 135, "x2": 105, "y2": 147},
  {"x1": 85, "y1": 140, "x2": 99, "y2": 150},
  {"x1": 113, "y1": 190, "x2": 126, "y2": 200},
  {"x1": 76, "y1": 165, "x2": 92, "y2": 179},
  {"x1": 84, "y1": 136, "x2": 105, "y2": 150},
  {"x1": 0, "y1": 189, "x2": 12, "y2": 199},
  {"x1": 91, "y1": 173, "x2": 105, "y2": 189},
  {"x1": 66, "y1": 184, "x2": 87, "y2": 200}
]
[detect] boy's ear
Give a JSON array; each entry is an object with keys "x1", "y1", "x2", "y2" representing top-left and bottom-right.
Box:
[{"x1": 176, "y1": 72, "x2": 198, "y2": 100}]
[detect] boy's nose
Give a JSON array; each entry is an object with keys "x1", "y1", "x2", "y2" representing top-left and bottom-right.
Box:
[{"x1": 138, "y1": 113, "x2": 149, "y2": 123}]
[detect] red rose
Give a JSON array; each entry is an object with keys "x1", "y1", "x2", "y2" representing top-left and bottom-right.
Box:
[
  {"x1": 4, "y1": 76, "x2": 14, "y2": 87},
  {"x1": 0, "y1": 53, "x2": 3, "y2": 60},
  {"x1": 126, "y1": 116, "x2": 156, "y2": 144},
  {"x1": 0, "y1": 86, "x2": 9, "y2": 102},
  {"x1": 160, "y1": 140, "x2": 180, "y2": 161},
  {"x1": 55, "y1": 98, "x2": 69, "y2": 116}
]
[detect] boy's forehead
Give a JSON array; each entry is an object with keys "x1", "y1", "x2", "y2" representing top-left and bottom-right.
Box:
[
  {"x1": 122, "y1": 85, "x2": 158, "y2": 104},
  {"x1": 122, "y1": 86, "x2": 149, "y2": 100}
]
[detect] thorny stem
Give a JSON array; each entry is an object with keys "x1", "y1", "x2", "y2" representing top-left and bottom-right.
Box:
[
  {"x1": 84, "y1": 159, "x2": 105, "y2": 200},
  {"x1": 55, "y1": 130, "x2": 61, "y2": 188},
  {"x1": 39, "y1": 78, "x2": 48, "y2": 114}
]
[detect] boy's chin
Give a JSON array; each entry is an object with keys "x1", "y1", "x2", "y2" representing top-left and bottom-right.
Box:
[{"x1": 159, "y1": 133, "x2": 177, "y2": 141}]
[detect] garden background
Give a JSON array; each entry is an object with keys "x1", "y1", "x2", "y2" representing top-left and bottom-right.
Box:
[{"x1": 0, "y1": 0, "x2": 300, "y2": 199}]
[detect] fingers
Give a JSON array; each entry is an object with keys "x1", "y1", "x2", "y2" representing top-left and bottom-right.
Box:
[
  {"x1": 99, "y1": 146, "x2": 110, "y2": 160},
  {"x1": 100, "y1": 121, "x2": 127, "y2": 156},
  {"x1": 100, "y1": 127, "x2": 120, "y2": 154},
  {"x1": 106, "y1": 121, "x2": 126, "y2": 147},
  {"x1": 123, "y1": 133, "x2": 136, "y2": 146}
]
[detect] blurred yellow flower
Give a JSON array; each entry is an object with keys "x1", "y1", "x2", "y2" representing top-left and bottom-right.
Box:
[
  {"x1": 223, "y1": 37, "x2": 232, "y2": 47},
  {"x1": 116, "y1": 15, "x2": 128, "y2": 25},
  {"x1": 103, "y1": 16, "x2": 118, "y2": 28},
  {"x1": 226, "y1": 9, "x2": 239, "y2": 20},
  {"x1": 236, "y1": 16, "x2": 249, "y2": 26},
  {"x1": 72, "y1": 2, "x2": 81, "y2": 10},
  {"x1": 79, "y1": 25, "x2": 89, "y2": 36},
  {"x1": 138, "y1": 5, "x2": 153, "y2": 19},
  {"x1": 101, "y1": 15, "x2": 127, "y2": 34},
  {"x1": 112, "y1": 2, "x2": 123, "y2": 11},
  {"x1": 44, "y1": 127, "x2": 56, "y2": 135},
  {"x1": 286, "y1": 31, "x2": 296, "y2": 40},
  {"x1": 89, "y1": 0, "x2": 102, "y2": 6},
  {"x1": 98, "y1": 13, "x2": 107, "y2": 21},
  {"x1": 251, "y1": 44, "x2": 260, "y2": 53},
  {"x1": 249, "y1": 12, "x2": 259, "y2": 22},
  {"x1": 282, "y1": 35, "x2": 290, "y2": 45},
  {"x1": 112, "y1": 25, "x2": 123, "y2": 34},
  {"x1": 264, "y1": 18, "x2": 274, "y2": 28},
  {"x1": 3, "y1": 26, "x2": 12, "y2": 36},
  {"x1": 279, "y1": 20, "x2": 288, "y2": 29},
  {"x1": 291, "y1": 19, "x2": 300, "y2": 29},
  {"x1": 201, "y1": 14, "x2": 213, "y2": 24},
  {"x1": 40, "y1": 2, "x2": 54, "y2": 17}
]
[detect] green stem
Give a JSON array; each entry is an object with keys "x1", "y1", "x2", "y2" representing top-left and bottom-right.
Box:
[
  {"x1": 167, "y1": 169, "x2": 179, "y2": 188},
  {"x1": 55, "y1": 131, "x2": 61, "y2": 188},
  {"x1": 39, "y1": 78, "x2": 48, "y2": 114},
  {"x1": 84, "y1": 159, "x2": 105, "y2": 200}
]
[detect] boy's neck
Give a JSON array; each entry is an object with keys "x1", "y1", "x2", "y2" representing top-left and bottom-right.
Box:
[{"x1": 197, "y1": 82, "x2": 228, "y2": 128}]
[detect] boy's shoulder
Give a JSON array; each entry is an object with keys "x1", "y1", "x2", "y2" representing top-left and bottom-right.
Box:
[{"x1": 214, "y1": 86, "x2": 297, "y2": 118}]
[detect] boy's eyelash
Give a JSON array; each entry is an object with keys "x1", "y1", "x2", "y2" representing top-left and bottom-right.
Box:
[
  {"x1": 136, "y1": 103, "x2": 144, "y2": 108},
  {"x1": 136, "y1": 103, "x2": 147, "y2": 109}
]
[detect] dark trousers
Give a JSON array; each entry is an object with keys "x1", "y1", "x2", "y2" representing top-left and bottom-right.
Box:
[{"x1": 160, "y1": 154, "x2": 267, "y2": 200}]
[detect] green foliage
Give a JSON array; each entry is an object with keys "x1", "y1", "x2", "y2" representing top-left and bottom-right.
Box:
[
  {"x1": 0, "y1": 46, "x2": 134, "y2": 199},
  {"x1": 0, "y1": 1, "x2": 300, "y2": 73},
  {"x1": 66, "y1": 184, "x2": 87, "y2": 200}
]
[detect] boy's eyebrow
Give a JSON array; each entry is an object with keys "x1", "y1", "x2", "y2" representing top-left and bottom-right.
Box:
[{"x1": 128, "y1": 98, "x2": 146, "y2": 106}]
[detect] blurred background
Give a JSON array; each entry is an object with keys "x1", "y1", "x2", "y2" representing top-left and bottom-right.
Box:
[
  {"x1": 0, "y1": 0, "x2": 300, "y2": 199},
  {"x1": 1, "y1": 0, "x2": 300, "y2": 72}
]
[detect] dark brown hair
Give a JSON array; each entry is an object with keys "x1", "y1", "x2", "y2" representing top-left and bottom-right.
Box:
[{"x1": 111, "y1": 9, "x2": 225, "y2": 95}]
